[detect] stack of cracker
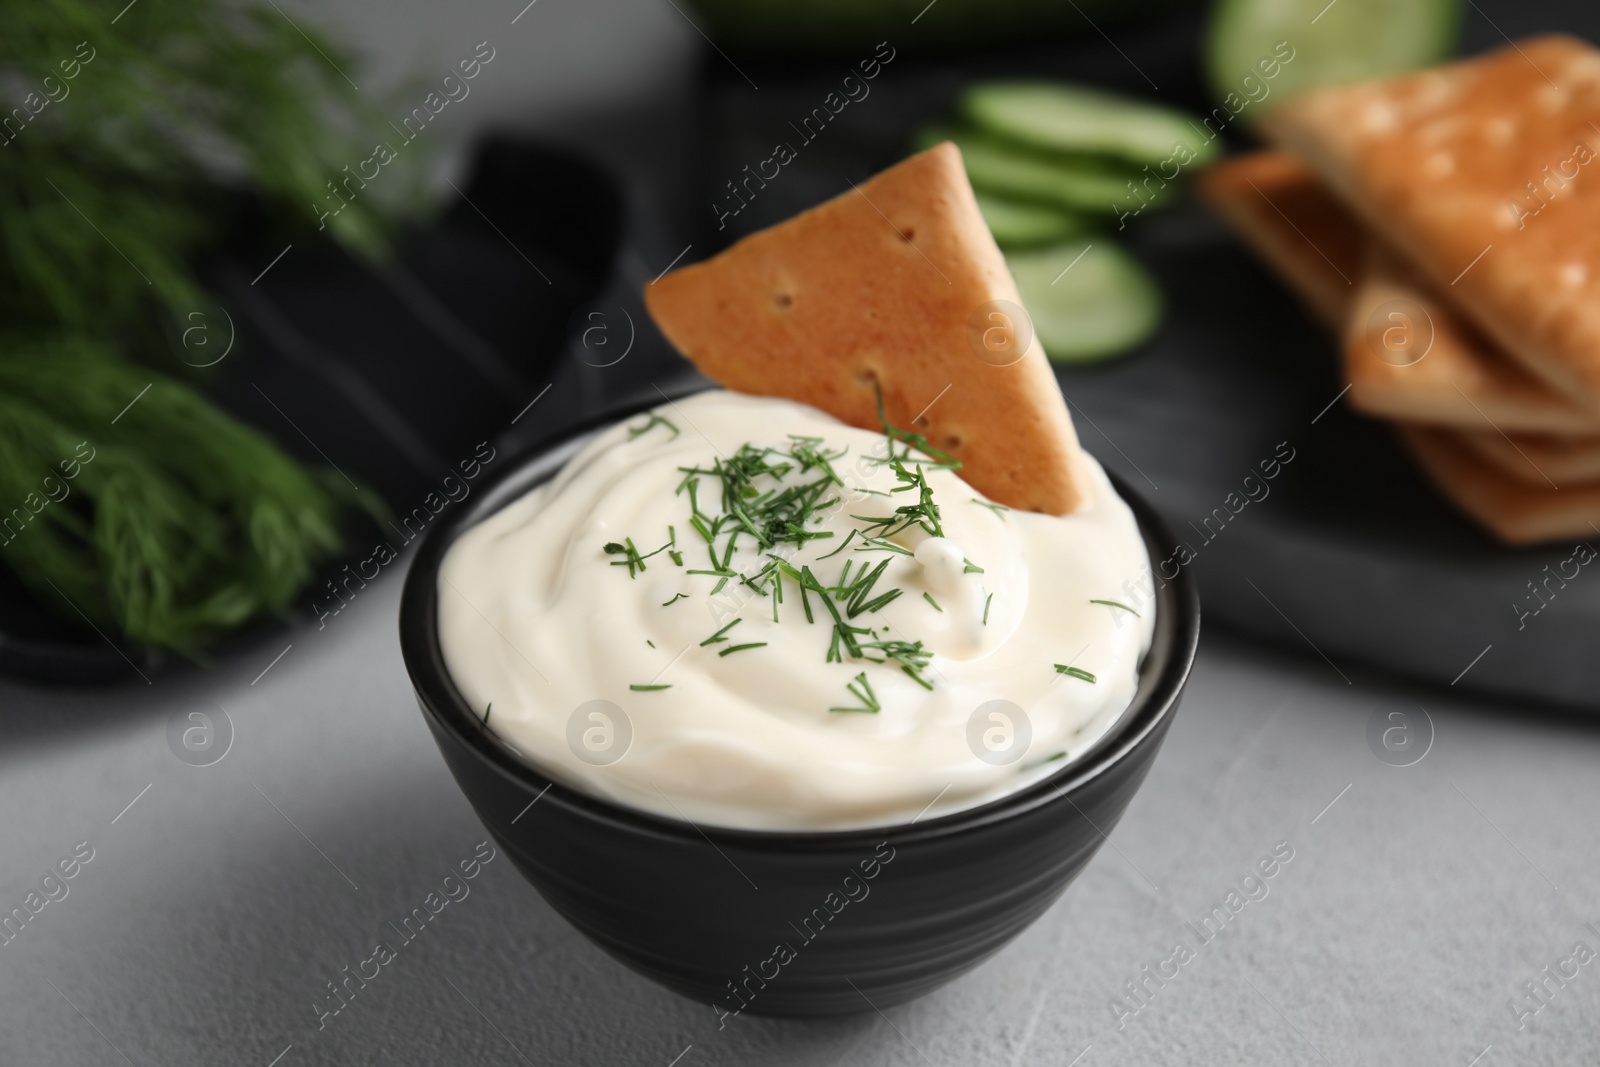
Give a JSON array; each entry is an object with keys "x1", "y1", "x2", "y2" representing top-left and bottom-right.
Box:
[{"x1": 1200, "y1": 36, "x2": 1600, "y2": 544}]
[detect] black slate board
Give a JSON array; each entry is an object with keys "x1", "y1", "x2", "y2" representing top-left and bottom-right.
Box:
[
  {"x1": 15, "y1": 0, "x2": 1600, "y2": 709},
  {"x1": 1066, "y1": 206, "x2": 1600, "y2": 709},
  {"x1": 0, "y1": 138, "x2": 636, "y2": 685},
  {"x1": 690, "y1": 2, "x2": 1600, "y2": 709}
]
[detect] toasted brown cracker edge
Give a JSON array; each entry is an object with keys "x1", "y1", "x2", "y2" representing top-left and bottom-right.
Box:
[
  {"x1": 1454, "y1": 427, "x2": 1600, "y2": 485},
  {"x1": 1345, "y1": 245, "x2": 1600, "y2": 434},
  {"x1": 1400, "y1": 425, "x2": 1600, "y2": 544},
  {"x1": 643, "y1": 143, "x2": 1088, "y2": 516},
  {"x1": 1201, "y1": 150, "x2": 1600, "y2": 438},
  {"x1": 1196, "y1": 151, "x2": 1360, "y2": 328},
  {"x1": 1262, "y1": 36, "x2": 1600, "y2": 412},
  {"x1": 1201, "y1": 150, "x2": 1600, "y2": 543}
]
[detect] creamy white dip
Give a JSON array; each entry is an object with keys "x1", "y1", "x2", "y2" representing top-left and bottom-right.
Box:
[{"x1": 437, "y1": 391, "x2": 1155, "y2": 831}]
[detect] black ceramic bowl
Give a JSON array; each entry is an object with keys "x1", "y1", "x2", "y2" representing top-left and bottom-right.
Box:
[{"x1": 399, "y1": 392, "x2": 1200, "y2": 1018}]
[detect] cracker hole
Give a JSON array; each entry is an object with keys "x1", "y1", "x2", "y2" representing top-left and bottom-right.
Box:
[
  {"x1": 773, "y1": 291, "x2": 793, "y2": 312},
  {"x1": 940, "y1": 434, "x2": 962, "y2": 450},
  {"x1": 900, "y1": 226, "x2": 916, "y2": 242},
  {"x1": 856, "y1": 367, "x2": 879, "y2": 386}
]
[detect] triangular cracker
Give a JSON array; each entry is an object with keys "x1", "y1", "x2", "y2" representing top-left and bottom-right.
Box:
[
  {"x1": 1400, "y1": 425, "x2": 1600, "y2": 544},
  {"x1": 1197, "y1": 151, "x2": 1361, "y2": 328},
  {"x1": 1345, "y1": 245, "x2": 1600, "y2": 433},
  {"x1": 644, "y1": 143, "x2": 1088, "y2": 515},
  {"x1": 1264, "y1": 36, "x2": 1600, "y2": 411}
]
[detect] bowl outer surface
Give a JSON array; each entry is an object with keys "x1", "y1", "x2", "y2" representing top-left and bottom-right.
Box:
[{"x1": 400, "y1": 390, "x2": 1199, "y2": 1016}]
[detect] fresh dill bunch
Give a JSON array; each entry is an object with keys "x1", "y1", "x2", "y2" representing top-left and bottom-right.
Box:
[
  {"x1": 0, "y1": 2, "x2": 421, "y2": 652},
  {"x1": 0, "y1": 0, "x2": 411, "y2": 339},
  {"x1": 0, "y1": 338, "x2": 376, "y2": 650}
]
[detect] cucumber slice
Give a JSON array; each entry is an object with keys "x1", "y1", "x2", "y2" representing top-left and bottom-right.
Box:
[
  {"x1": 962, "y1": 82, "x2": 1220, "y2": 168},
  {"x1": 1008, "y1": 239, "x2": 1162, "y2": 363},
  {"x1": 974, "y1": 193, "x2": 1085, "y2": 248},
  {"x1": 917, "y1": 125, "x2": 1162, "y2": 216},
  {"x1": 1204, "y1": 0, "x2": 1460, "y2": 117}
]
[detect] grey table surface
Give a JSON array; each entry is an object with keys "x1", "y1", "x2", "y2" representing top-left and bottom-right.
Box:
[
  {"x1": 8, "y1": 1, "x2": 1600, "y2": 1064},
  {"x1": 5, "y1": 574, "x2": 1600, "y2": 1067}
]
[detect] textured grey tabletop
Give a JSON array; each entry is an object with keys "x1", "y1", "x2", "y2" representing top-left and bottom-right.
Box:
[{"x1": 5, "y1": 573, "x2": 1600, "y2": 1066}]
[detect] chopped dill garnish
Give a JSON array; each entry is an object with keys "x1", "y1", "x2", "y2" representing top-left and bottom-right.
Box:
[
  {"x1": 856, "y1": 588, "x2": 903, "y2": 617},
  {"x1": 784, "y1": 560, "x2": 815, "y2": 623},
  {"x1": 700, "y1": 618, "x2": 742, "y2": 646},
  {"x1": 608, "y1": 396, "x2": 985, "y2": 718},
  {"x1": 677, "y1": 440, "x2": 844, "y2": 552},
  {"x1": 828, "y1": 622, "x2": 873, "y2": 663},
  {"x1": 859, "y1": 536, "x2": 913, "y2": 556},
  {"x1": 483, "y1": 703, "x2": 492, "y2": 725},
  {"x1": 646, "y1": 640, "x2": 655, "y2": 648},
  {"x1": 620, "y1": 433, "x2": 848, "y2": 595},
  {"x1": 737, "y1": 558, "x2": 779, "y2": 599},
  {"x1": 836, "y1": 558, "x2": 901, "y2": 618},
  {"x1": 875, "y1": 389, "x2": 961, "y2": 471},
  {"x1": 818, "y1": 528, "x2": 861, "y2": 559},
  {"x1": 605, "y1": 529, "x2": 676, "y2": 578},
  {"x1": 983, "y1": 593, "x2": 993, "y2": 625},
  {"x1": 1054, "y1": 664, "x2": 1097, "y2": 683},
  {"x1": 859, "y1": 638, "x2": 934, "y2": 689},
  {"x1": 830, "y1": 672, "x2": 881, "y2": 713},
  {"x1": 1090, "y1": 599, "x2": 1140, "y2": 616},
  {"x1": 972, "y1": 498, "x2": 1010, "y2": 519},
  {"x1": 796, "y1": 566, "x2": 873, "y2": 665},
  {"x1": 845, "y1": 392, "x2": 960, "y2": 542},
  {"x1": 848, "y1": 462, "x2": 943, "y2": 540},
  {"x1": 628, "y1": 412, "x2": 680, "y2": 440}
]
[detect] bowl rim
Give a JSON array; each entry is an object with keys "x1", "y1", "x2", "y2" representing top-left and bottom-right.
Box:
[{"x1": 399, "y1": 386, "x2": 1200, "y2": 851}]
